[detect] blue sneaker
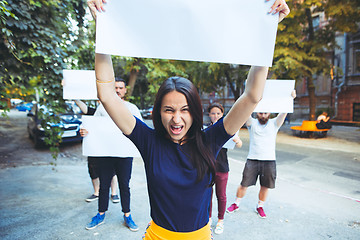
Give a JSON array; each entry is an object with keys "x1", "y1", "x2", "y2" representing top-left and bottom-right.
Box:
[
  {"x1": 124, "y1": 214, "x2": 139, "y2": 232},
  {"x1": 86, "y1": 213, "x2": 105, "y2": 230}
]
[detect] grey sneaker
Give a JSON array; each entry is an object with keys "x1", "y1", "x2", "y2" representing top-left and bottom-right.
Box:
[
  {"x1": 85, "y1": 194, "x2": 98, "y2": 202},
  {"x1": 111, "y1": 194, "x2": 120, "y2": 203},
  {"x1": 214, "y1": 221, "x2": 224, "y2": 234}
]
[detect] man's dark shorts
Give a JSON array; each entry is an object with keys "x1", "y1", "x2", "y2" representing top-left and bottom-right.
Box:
[{"x1": 240, "y1": 159, "x2": 276, "y2": 189}]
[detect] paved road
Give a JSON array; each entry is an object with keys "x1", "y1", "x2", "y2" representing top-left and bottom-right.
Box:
[{"x1": 0, "y1": 110, "x2": 359, "y2": 239}]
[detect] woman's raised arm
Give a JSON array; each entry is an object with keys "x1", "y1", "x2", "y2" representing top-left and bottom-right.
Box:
[
  {"x1": 223, "y1": 0, "x2": 290, "y2": 135},
  {"x1": 95, "y1": 54, "x2": 136, "y2": 135},
  {"x1": 223, "y1": 66, "x2": 269, "y2": 135},
  {"x1": 89, "y1": 0, "x2": 136, "y2": 135}
]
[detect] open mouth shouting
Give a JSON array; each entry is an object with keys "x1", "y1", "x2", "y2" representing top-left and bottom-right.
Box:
[
  {"x1": 170, "y1": 125, "x2": 184, "y2": 135},
  {"x1": 160, "y1": 91, "x2": 193, "y2": 144}
]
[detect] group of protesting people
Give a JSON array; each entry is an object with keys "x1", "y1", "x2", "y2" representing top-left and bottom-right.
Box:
[{"x1": 76, "y1": 0, "x2": 291, "y2": 239}]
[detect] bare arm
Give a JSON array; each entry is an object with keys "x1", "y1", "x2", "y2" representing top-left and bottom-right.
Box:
[
  {"x1": 223, "y1": 66, "x2": 269, "y2": 135},
  {"x1": 223, "y1": 0, "x2": 289, "y2": 135},
  {"x1": 88, "y1": 0, "x2": 136, "y2": 135},
  {"x1": 275, "y1": 113, "x2": 287, "y2": 127},
  {"x1": 74, "y1": 100, "x2": 88, "y2": 114},
  {"x1": 268, "y1": 0, "x2": 290, "y2": 23},
  {"x1": 276, "y1": 89, "x2": 296, "y2": 127},
  {"x1": 232, "y1": 135, "x2": 243, "y2": 148},
  {"x1": 95, "y1": 54, "x2": 136, "y2": 135},
  {"x1": 245, "y1": 116, "x2": 254, "y2": 127}
]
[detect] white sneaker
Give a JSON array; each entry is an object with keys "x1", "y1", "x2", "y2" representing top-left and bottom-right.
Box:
[{"x1": 214, "y1": 221, "x2": 224, "y2": 234}]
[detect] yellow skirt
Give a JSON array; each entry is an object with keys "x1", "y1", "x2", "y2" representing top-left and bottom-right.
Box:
[{"x1": 142, "y1": 220, "x2": 212, "y2": 240}]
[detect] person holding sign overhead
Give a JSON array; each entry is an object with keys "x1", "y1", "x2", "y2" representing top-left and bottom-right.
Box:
[
  {"x1": 226, "y1": 90, "x2": 296, "y2": 218},
  {"x1": 83, "y1": 78, "x2": 143, "y2": 232},
  {"x1": 74, "y1": 99, "x2": 119, "y2": 204},
  {"x1": 88, "y1": 0, "x2": 289, "y2": 238}
]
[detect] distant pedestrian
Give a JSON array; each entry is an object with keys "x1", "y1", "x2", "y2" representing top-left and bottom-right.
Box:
[
  {"x1": 316, "y1": 111, "x2": 332, "y2": 129},
  {"x1": 208, "y1": 103, "x2": 242, "y2": 235},
  {"x1": 227, "y1": 90, "x2": 296, "y2": 218}
]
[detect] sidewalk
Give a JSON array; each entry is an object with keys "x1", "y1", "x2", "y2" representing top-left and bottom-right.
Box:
[
  {"x1": 276, "y1": 120, "x2": 360, "y2": 154},
  {"x1": 280, "y1": 119, "x2": 360, "y2": 143}
]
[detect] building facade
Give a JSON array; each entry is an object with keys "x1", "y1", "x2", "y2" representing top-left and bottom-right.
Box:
[{"x1": 293, "y1": 8, "x2": 360, "y2": 124}]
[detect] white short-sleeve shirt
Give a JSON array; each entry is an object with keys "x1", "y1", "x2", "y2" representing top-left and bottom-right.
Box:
[
  {"x1": 247, "y1": 118, "x2": 280, "y2": 161},
  {"x1": 94, "y1": 100, "x2": 143, "y2": 121}
]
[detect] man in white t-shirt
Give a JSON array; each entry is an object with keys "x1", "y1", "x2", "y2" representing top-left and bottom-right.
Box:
[{"x1": 226, "y1": 91, "x2": 296, "y2": 218}]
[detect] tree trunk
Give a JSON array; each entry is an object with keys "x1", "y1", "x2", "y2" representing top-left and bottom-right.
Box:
[
  {"x1": 127, "y1": 59, "x2": 139, "y2": 97},
  {"x1": 224, "y1": 69, "x2": 240, "y2": 100},
  {"x1": 306, "y1": 76, "x2": 316, "y2": 120},
  {"x1": 305, "y1": 8, "x2": 316, "y2": 121}
]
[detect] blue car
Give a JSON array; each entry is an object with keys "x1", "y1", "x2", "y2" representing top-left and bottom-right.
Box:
[
  {"x1": 16, "y1": 102, "x2": 33, "y2": 112},
  {"x1": 27, "y1": 102, "x2": 82, "y2": 148}
]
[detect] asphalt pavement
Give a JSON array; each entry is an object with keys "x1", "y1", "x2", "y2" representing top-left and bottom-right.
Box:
[{"x1": 0, "y1": 112, "x2": 359, "y2": 239}]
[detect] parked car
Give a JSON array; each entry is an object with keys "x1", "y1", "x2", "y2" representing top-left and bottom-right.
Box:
[
  {"x1": 11, "y1": 98, "x2": 23, "y2": 107},
  {"x1": 27, "y1": 102, "x2": 82, "y2": 148},
  {"x1": 141, "y1": 107, "x2": 153, "y2": 119},
  {"x1": 16, "y1": 102, "x2": 33, "y2": 112}
]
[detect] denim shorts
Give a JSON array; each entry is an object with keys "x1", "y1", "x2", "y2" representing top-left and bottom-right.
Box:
[{"x1": 240, "y1": 159, "x2": 276, "y2": 189}]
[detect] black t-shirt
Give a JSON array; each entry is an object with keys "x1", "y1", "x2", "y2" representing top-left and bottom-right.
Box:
[
  {"x1": 86, "y1": 106, "x2": 96, "y2": 116},
  {"x1": 216, "y1": 148, "x2": 229, "y2": 173}
]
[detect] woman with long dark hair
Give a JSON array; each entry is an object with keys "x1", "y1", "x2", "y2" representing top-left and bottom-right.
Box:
[{"x1": 88, "y1": 0, "x2": 289, "y2": 238}]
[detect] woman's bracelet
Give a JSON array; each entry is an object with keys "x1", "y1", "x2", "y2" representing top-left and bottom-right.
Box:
[{"x1": 96, "y1": 78, "x2": 114, "y2": 83}]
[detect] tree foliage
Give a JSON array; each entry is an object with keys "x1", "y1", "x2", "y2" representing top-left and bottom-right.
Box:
[
  {"x1": 0, "y1": 0, "x2": 88, "y2": 159},
  {"x1": 271, "y1": 0, "x2": 360, "y2": 120}
]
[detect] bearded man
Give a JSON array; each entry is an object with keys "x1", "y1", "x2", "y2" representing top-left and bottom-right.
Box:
[{"x1": 226, "y1": 90, "x2": 296, "y2": 218}]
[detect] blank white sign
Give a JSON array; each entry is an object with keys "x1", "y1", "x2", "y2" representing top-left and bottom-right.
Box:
[
  {"x1": 62, "y1": 70, "x2": 97, "y2": 100},
  {"x1": 82, "y1": 116, "x2": 141, "y2": 157},
  {"x1": 254, "y1": 80, "x2": 295, "y2": 113},
  {"x1": 96, "y1": 0, "x2": 279, "y2": 66}
]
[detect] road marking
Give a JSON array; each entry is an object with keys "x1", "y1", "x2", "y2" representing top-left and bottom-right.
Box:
[
  {"x1": 228, "y1": 157, "x2": 360, "y2": 203},
  {"x1": 278, "y1": 177, "x2": 360, "y2": 203}
]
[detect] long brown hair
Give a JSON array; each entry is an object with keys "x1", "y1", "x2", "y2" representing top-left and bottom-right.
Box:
[{"x1": 152, "y1": 77, "x2": 216, "y2": 184}]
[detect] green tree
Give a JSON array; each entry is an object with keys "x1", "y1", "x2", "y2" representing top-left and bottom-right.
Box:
[
  {"x1": 271, "y1": 0, "x2": 360, "y2": 120},
  {"x1": 0, "y1": 0, "x2": 87, "y2": 159}
]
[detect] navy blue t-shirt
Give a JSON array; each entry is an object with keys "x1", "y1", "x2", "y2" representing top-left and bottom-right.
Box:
[{"x1": 126, "y1": 117, "x2": 232, "y2": 232}]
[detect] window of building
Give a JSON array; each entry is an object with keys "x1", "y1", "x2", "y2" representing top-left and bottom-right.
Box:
[
  {"x1": 354, "y1": 42, "x2": 360, "y2": 74},
  {"x1": 353, "y1": 103, "x2": 360, "y2": 122},
  {"x1": 312, "y1": 16, "x2": 320, "y2": 31}
]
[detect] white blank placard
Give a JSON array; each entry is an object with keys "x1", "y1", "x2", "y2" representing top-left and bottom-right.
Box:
[
  {"x1": 82, "y1": 116, "x2": 141, "y2": 157},
  {"x1": 254, "y1": 80, "x2": 295, "y2": 113},
  {"x1": 96, "y1": 0, "x2": 279, "y2": 66},
  {"x1": 62, "y1": 70, "x2": 97, "y2": 100}
]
